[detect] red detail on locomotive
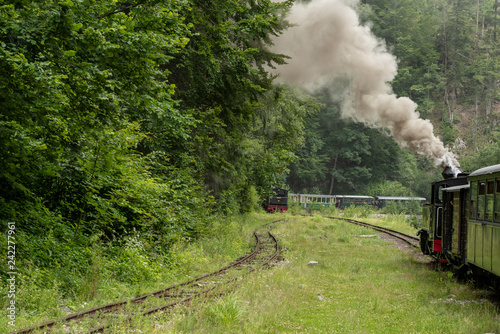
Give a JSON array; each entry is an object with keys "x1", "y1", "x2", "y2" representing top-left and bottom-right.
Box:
[
  {"x1": 267, "y1": 205, "x2": 288, "y2": 213},
  {"x1": 433, "y1": 239, "x2": 442, "y2": 252}
]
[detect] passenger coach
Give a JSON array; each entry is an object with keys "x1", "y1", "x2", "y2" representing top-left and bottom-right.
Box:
[
  {"x1": 418, "y1": 164, "x2": 500, "y2": 285},
  {"x1": 467, "y1": 165, "x2": 500, "y2": 277},
  {"x1": 288, "y1": 194, "x2": 373, "y2": 209}
]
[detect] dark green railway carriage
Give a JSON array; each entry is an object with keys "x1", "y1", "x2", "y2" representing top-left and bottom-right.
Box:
[
  {"x1": 467, "y1": 165, "x2": 500, "y2": 276},
  {"x1": 418, "y1": 164, "x2": 500, "y2": 284},
  {"x1": 288, "y1": 194, "x2": 373, "y2": 209},
  {"x1": 336, "y1": 195, "x2": 374, "y2": 208}
]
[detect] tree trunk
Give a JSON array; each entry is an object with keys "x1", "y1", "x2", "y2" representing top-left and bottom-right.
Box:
[
  {"x1": 495, "y1": 0, "x2": 498, "y2": 42},
  {"x1": 476, "y1": 0, "x2": 479, "y2": 35},
  {"x1": 444, "y1": 89, "x2": 454, "y2": 123},
  {"x1": 442, "y1": 5, "x2": 453, "y2": 124},
  {"x1": 482, "y1": 15, "x2": 485, "y2": 38},
  {"x1": 475, "y1": 95, "x2": 479, "y2": 119},
  {"x1": 328, "y1": 154, "x2": 339, "y2": 195}
]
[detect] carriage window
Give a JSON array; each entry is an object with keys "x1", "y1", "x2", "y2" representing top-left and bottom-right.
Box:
[
  {"x1": 478, "y1": 182, "x2": 486, "y2": 220},
  {"x1": 453, "y1": 192, "x2": 460, "y2": 224},
  {"x1": 486, "y1": 180, "x2": 494, "y2": 221},
  {"x1": 470, "y1": 182, "x2": 477, "y2": 219},
  {"x1": 496, "y1": 179, "x2": 500, "y2": 222}
]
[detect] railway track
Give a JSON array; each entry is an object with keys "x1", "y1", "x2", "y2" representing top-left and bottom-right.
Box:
[
  {"x1": 329, "y1": 217, "x2": 420, "y2": 248},
  {"x1": 10, "y1": 224, "x2": 282, "y2": 334}
]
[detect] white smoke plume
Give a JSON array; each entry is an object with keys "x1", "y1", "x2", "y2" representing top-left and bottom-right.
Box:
[{"x1": 271, "y1": 0, "x2": 459, "y2": 169}]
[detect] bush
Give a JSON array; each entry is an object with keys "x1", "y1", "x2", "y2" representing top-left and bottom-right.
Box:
[
  {"x1": 343, "y1": 204, "x2": 374, "y2": 218},
  {"x1": 381, "y1": 201, "x2": 421, "y2": 215}
]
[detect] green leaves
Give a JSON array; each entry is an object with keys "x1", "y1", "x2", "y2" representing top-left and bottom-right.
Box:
[
  {"x1": 0, "y1": 0, "x2": 193, "y2": 232},
  {"x1": 1, "y1": 0, "x2": 300, "y2": 246},
  {"x1": 64, "y1": 50, "x2": 76, "y2": 57}
]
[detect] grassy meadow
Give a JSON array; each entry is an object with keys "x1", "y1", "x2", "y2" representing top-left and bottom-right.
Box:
[
  {"x1": 157, "y1": 211, "x2": 500, "y2": 334},
  {"x1": 3, "y1": 210, "x2": 500, "y2": 333}
]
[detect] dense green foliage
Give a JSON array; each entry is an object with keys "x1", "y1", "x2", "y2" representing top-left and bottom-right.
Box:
[
  {"x1": 1, "y1": 0, "x2": 500, "y2": 323},
  {"x1": 362, "y1": 0, "x2": 500, "y2": 162},
  {"x1": 286, "y1": 93, "x2": 441, "y2": 198},
  {"x1": 0, "y1": 0, "x2": 312, "y2": 296}
]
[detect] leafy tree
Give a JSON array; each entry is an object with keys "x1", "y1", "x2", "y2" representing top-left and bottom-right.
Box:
[
  {"x1": 164, "y1": 0, "x2": 297, "y2": 211},
  {"x1": 361, "y1": 0, "x2": 443, "y2": 117},
  {"x1": 461, "y1": 126, "x2": 500, "y2": 172},
  {"x1": 287, "y1": 92, "x2": 406, "y2": 195},
  {"x1": 0, "y1": 0, "x2": 208, "y2": 246}
]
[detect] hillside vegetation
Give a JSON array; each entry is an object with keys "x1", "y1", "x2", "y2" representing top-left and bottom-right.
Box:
[{"x1": 1, "y1": 0, "x2": 499, "y2": 328}]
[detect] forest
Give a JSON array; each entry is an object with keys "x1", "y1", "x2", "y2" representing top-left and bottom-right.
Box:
[{"x1": 1, "y1": 0, "x2": 499, "y2": 304}]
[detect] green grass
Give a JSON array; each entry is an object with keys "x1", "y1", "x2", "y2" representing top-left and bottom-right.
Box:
[
  {"x1": 159, "y1": 213, "x2": 499, "y2": 333},
  {"x1": 0, "y1": 213, "x2": 276, "y2": 333},
  {"x1": 3, "y1": 212, "x2": 499, "y2": 333}
]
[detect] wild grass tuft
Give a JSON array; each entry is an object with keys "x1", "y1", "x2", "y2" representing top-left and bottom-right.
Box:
[
  {"x1": 3, "y1": 212, "x2": 499, "y2": 334},
  {"x1": 162, "y1": 213, "x2": 500, "y2": 334}
]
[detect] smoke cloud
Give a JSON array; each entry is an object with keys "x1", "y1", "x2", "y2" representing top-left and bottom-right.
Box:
[{"x1": 271, "y1": 0, "x2": 459, "y2": 169}]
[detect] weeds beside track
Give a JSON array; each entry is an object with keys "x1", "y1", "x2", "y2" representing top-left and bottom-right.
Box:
[
  {"x1": 330, "y1": 216, "x2": 420, "y2": 248},
  {"x1": 9, "y1": 221, "x2": 283, "y2": 334}
]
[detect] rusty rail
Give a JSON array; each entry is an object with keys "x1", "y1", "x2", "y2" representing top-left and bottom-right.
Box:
[
  {"x1": 10, "y1": 223, "x2": 282, "y2": 334},
  {"x1": 329, "y1": 217, "x2": 419, "y2": 248}
]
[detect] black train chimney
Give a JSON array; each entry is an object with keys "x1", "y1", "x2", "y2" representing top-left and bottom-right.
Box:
[{"x1": 442, "y1": 166, "x2": 463, "y2": 179}]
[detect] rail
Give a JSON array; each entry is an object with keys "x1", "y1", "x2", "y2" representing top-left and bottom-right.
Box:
[{"x1": 9, "y1": 221, "x2": 283, "y2": 334}]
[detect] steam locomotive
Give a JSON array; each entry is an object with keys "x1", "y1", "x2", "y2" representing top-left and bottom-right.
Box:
[
  {"x1": 267, "y1": 188, "x2": 288, "y2": 213},
  {"x1": 418, "y1": 164, "x2": 500, "y2": 286}
]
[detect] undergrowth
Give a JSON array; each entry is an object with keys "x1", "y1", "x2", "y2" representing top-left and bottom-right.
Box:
[
  {"x1": 3, "y1": 211, "x2": 498, "y2": 334},
  {"x1": 0, "y1": 212, "x2": 276, "y2": 333}
]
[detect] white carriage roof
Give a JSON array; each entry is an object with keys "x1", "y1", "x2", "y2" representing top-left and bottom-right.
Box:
[
  {"x1": 375, "y1": 196, "x2": 426, "y2": 201},
  {"x1": 288, "y1": 194, "x2": 335, "y2": 198},
  {"x1": 288, "y1": 194, "x2": 373, "y2": 199},
  {"x1": 469, "y1": 164, "x2": 500, "y2": 177}
]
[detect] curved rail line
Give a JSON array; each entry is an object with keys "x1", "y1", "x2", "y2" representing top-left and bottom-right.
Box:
[
  {"x1": 329, "y1": 217, "x2": 420, "y2": 248},
  {"x1": 10, "y1": 223, "x2": 282, "y2": 334}
]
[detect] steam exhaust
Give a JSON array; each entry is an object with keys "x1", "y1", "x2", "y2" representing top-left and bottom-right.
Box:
[
  {"x1": 441, "y1": 165, "x2": 464, "y2": 180},
  {"x1": 270, "y1": 0, "x2": 460, "y2": 170}
]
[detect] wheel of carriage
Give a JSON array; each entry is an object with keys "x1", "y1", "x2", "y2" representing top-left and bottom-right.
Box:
[{"x1": 417, "y1": 229, "x2": 431, "y2": 255}]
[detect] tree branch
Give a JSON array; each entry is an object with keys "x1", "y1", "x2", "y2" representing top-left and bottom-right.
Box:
[{"x1": 97, "y1": 2, "x2": 140, "y2": 19}]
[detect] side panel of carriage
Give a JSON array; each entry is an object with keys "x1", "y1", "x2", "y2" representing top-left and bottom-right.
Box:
[
  {"x1": 374, "y1": 196, "x2": 426, "y2": 210},
  {"x1": 337, "y1": 195, "x2": 374, "y2": 208},
  {"x1": 287, "y1": 194, "x2": 373, "y2": 209},
  {"x1": 440, "y1": 184, "x2": 469, "y2": 265},
  {"x1": 466, "y1": 166, "x2": 500, "y2": 276},
  {"x1": 418, "y1": 175, "x2": 468, "y2": 257},
  {"x1": 288, "y1": 194, "x2": 336, "y2": 209}
]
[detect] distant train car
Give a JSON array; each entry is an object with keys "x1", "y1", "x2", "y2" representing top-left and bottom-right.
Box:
[
  {"x1": 288, "y1": 194, "x2": 335, "y2": 209},
  {"x1": 267, "y1": 188, "x2": 288, "y2": 213},
  {"x1": 288, "y1": 194, "x2": 374, "y2": 209},
  {"x1": 335, "y1": 195, "x2": 374, "y2": 209},
  {"x1": 418, "y1": 164, "x2": 500, "y2": 286},
  {"x1": 373, "y1": 196, "x2": 427, "y2": 210},
  {"x1": 287, "y1": 193, "x2": 423, "y2": 211}
]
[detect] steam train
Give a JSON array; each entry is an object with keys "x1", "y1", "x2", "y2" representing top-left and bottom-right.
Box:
[
  {"x1": 268, "y1": 190, "x2": 426, "y2": 212},
  {"x1": 418, "y1": 164, "x2": 500, "y2": 286},
  {"x1": 267, "y1": 188, "x2": 288, "y2": 213},
  {"x1": 287, "y1": 193, "x2": 426, "y2": 209}
]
